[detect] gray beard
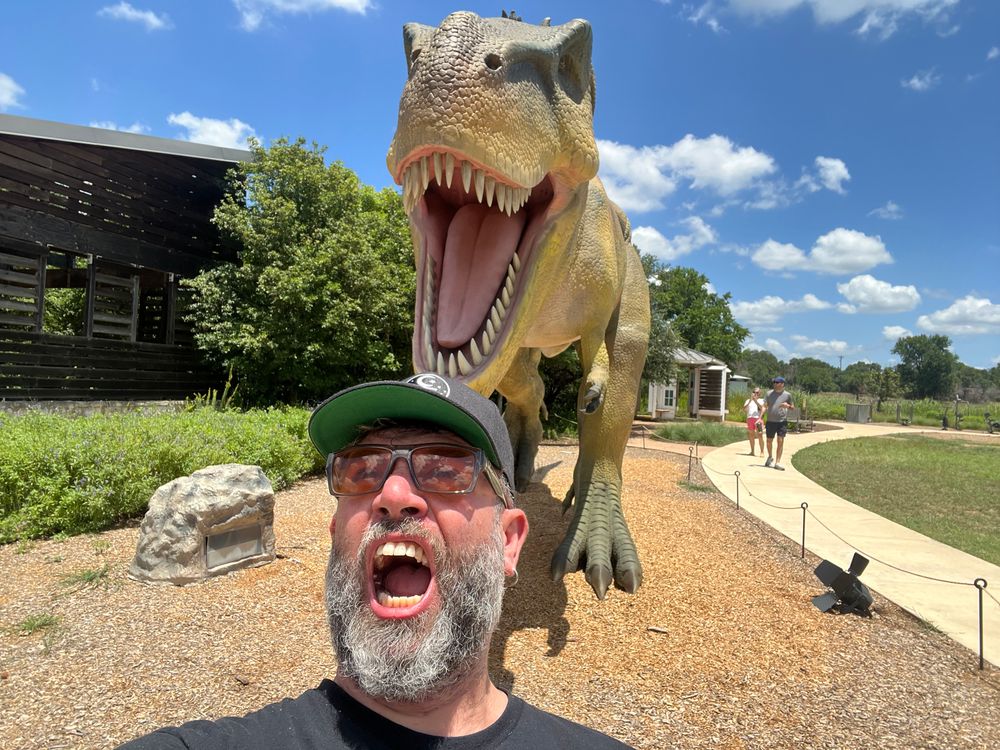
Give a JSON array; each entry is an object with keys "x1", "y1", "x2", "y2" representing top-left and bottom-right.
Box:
[{"x1": 324, "y1": 515, "x2": 506, "y2": 703}]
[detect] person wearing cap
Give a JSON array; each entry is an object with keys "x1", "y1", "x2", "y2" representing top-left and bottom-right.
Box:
[
  {"x1": 742, "y1": 386, "x2": 766, "y2": 457},
  {"x1": 119, "y1": 372, "x2": 631, "y2": 749},
  {"x1": 763, "y1": 376, "x2": 794, "y2": 471}
]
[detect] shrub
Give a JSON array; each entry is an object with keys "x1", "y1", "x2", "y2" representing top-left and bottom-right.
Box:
[
  {"x1": 653, "y1": 420, "x2": 745, "y2": 447},
  {"x1": 0, "y1": 408, "x2": 323, "y2": 542}
]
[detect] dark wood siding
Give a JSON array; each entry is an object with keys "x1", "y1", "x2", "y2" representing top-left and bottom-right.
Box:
[{"x1": 0, "y1": 130, "x2": 240, "y2": 401}]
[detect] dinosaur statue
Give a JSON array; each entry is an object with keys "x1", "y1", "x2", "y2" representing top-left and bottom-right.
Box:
[{"x1": 386, "y1": 11, "x2": 650, "y2": 599}]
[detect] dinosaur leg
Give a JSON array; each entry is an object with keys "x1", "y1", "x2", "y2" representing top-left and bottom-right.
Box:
[
  {"x1": 550, "y1": 268, "x2": 649, "y2": 599},
  {"x1": 497, "y1": 347, "x2": 545, "y2": 493}
]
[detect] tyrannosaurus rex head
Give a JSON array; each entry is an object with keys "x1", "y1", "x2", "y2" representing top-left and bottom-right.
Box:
[{"x1": 387, "y1": 12, "x2": 598, "y2": 393}]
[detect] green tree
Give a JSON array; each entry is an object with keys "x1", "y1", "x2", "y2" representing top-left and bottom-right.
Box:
[
  {"x1": 642, "y1": 260, "x2": 748, "y2": 365},
  {"x1": 892, "y1": 335, "x2": 959, "y2": 400},
  {"x1": 735, "y1": 348, "x2": 783, "y2": 389},
  {"x1": 788, "y1": 357, "x2": 838, "y2": 394},
  {"x1": 838, "y1": 361, "x2": 881, "y2": 395},
  {"x1": 185, "y1": 138, "x2": 415, "y2": 404},
  {"x1": 863, "y1": 367, "x2": 900, "y2": 412}
]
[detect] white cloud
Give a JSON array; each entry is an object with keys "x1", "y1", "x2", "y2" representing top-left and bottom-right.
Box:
[
  {"x1": 836, "y1": 274, "x2": 921, "y2": 313},
  {"x1": 762, "y1": 337, "x2": 792, "y2": 360},
  {"x1": 234, "y1": 0, "x2": 371, "y2": 32},
  {"x1": 0, "y1": 73, "x2": 25, "y2": 111},
  {"x1": 598, "y1": 135, "x2": 776, "y2": 214},
  {"x1": 882, "y1": 325, "x2": 912, "y2": 341},
  {"x1": 598, "y1": 141, "x2": 677, "y2": 212},
  {"x1": 633, "y1": 217, "x2": 717, "y2": 262},
  {"x1": 725, "y1": 1, "x2": 960, "y2": 39},
  {"x1": 814, "y1": 156, "x2": 850, "y2": 194},
  {"x1": 988, "y1": 47, "x2": 1000, "y2": 61},
  {"x1": 917, "y1": 296, "x2": 1000, "y2": 335},
  {"x1": 789, "y1": 335, "x2": 851, "y2": 358},
  {"x1": 868, "y1": 200, "x2": 903, "y2": 219},
  {"x1": 687, "y1": 3, "x2": 727, "y2": 33},
  {"x1": 90, "y1": 120, "x2": 150, "y2": 134},
  {"x1": 902, "y1": 68, "x2": 941, "y2": 92},
  {"x1": 98, "y1": 3, "x2": 172, "y2": 31},
  {"x1": 752, "y1": 228, "x2": 892, "y2": 275},
  {"x1": 730, "y1": 294, "x2": 831, "y2": 326},
  {"x1": 704, "y1": 281, "x2": 717, "y2": 295},
  {"x1": 167, "y1": 112, "x2": 255, "y2": 148}
]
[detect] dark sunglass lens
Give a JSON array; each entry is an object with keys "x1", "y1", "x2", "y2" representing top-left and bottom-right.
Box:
[
  {"x1": 331, "y1": 448, "x2": 391, "y2": 494},
  {"x1": 411, "y1": 446, "x2": 478, "y2": 492}
]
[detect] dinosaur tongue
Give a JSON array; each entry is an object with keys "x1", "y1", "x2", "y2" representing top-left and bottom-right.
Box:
[{"x1": 437, "y1": 203, "x2": 525, "y2": 348}]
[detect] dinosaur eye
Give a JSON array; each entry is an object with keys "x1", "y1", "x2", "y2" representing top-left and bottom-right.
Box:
[
  {"x1": 410, "y1": 48, "x2": 422, "y2": 64},
  {"x1": 484, "y1": 52, "x2": 502, "y2": 71}
]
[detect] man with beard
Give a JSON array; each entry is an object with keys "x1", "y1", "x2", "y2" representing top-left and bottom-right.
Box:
[{"x1": 119, "y1": 373, "x2": 631, "y2": 749}]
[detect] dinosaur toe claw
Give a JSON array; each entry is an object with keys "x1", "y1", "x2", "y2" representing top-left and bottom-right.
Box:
[{"x1": 586, "y1": 565, "x2": 613, "y2": 600}]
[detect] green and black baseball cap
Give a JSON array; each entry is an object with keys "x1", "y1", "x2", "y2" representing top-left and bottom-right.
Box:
[{"x1": 308, "y1": 373, "x2": 516, "y2": 499}]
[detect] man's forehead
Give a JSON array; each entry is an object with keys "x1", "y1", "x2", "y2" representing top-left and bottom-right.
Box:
[{"x1": 359, "y1": 425, "x2": 470, "y2": 447}]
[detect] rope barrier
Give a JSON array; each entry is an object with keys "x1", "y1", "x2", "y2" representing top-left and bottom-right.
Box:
[{"x1": 683, "y1": 439, "x2": 996, "y2": 669}]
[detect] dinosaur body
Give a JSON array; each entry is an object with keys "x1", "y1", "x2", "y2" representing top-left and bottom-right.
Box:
[{"x1": 387, "y1": 12, "x2": 650, "y2": 598}]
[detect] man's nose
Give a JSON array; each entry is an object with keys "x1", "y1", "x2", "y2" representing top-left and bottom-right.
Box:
[{"x1": 372, "y1": 459, "x2": 428, "y2": 519}]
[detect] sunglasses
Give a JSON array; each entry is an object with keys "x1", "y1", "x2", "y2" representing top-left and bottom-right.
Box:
[{"x1": 326, "y1": 444, "x2": 513, "y2": 508}]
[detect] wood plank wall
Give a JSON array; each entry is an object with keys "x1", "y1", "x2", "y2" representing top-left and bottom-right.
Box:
[{"x1": 0, "y1": 132, "x2": 239, "y2": 400}]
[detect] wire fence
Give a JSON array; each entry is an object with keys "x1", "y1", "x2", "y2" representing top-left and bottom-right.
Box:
[{"x1": 630, "y1": 429, "x2": 998, "y2": 671}]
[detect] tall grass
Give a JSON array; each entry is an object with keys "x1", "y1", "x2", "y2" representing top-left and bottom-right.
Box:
[{"x1": 653, "y1": 420, "x2": 746, "y2": 447}]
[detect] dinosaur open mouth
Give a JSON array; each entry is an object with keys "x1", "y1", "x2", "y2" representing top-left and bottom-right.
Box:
[{"x1": 399, "y1": 149, "x2": 558, "y2": 378}]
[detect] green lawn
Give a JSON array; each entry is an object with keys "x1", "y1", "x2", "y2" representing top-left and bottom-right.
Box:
[
  {"x1": 652, "y1": 420, "x2": 746, "y2": 447},
  {"x1": 792, "y1": 435, "x2": 1000, "y2": 565}
]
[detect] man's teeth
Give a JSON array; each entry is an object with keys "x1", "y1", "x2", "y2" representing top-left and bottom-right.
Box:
[
  {"x1": 400, "y1": 153, "x2": 532, "y2": 216},
  {"x1": 374, "y1": 540, "x2": 427, "y2": 567},
  {"x1": 378, "y1": 592, "x2": 422, "y2": 608}
]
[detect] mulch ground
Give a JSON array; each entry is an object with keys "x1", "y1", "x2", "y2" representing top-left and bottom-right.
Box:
[{"x1": 1, "y1": 445, "x2": 999, "y2": 749}]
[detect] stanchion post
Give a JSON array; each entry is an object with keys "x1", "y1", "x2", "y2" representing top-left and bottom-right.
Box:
[
  {"x1": 687, "y1": 446, "x2": 694, "y2": 481},
  {"x1": 975, "y1": 578, "x2": 987, "y2": 671},
  {"x1": 800, "y1": 502, "x2": 808, "y2": 559},
  {"x1": 734, "y1": 470, "x2": 741, "y2": 510}
]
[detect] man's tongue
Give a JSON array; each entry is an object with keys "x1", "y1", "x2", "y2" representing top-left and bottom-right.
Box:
[
  {"x1": 384, "y1": 563, "x2": 431, "y2": 598},
  {"x1": 436, "y1": 203, "x2": 526, "y2": 348}
]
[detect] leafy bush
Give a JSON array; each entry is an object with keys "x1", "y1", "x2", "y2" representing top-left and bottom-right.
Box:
[
  {"x1": 653, "y1": 420, "x2": 745, "y2": 447},
  {"x1": 0, "y1": 409, "x2": 323, "y2": 542}
]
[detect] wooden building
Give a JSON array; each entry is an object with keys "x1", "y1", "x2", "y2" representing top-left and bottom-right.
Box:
[
  {"x1": 0, "y1": 114, "x2": 249, "y2": 401},
  {"x1": 648, "y1": 346, "x2": 732, "y2": 422}
]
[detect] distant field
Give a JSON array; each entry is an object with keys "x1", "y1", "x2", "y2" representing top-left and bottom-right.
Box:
[{"x1": 792, "y1": 434, "x2": 1000, "y2": 565}]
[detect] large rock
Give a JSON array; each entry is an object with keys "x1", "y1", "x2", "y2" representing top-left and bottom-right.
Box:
[{"x1": 129, "y1": 464, "x2": 275, "y2": 585}]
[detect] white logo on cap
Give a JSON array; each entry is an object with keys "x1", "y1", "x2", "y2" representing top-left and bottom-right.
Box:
[{"x1": 409, "y1": 373, "x2": 450, "y2": 397}]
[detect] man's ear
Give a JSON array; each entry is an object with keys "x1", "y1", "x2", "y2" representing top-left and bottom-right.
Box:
[{"x1": 500, "y1": 509, "x2": 529, "y2": 575}]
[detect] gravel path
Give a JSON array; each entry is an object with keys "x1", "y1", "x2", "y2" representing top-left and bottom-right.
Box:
[{"x1": 1, "y1": 445, "x2": 998, "y2": 749}]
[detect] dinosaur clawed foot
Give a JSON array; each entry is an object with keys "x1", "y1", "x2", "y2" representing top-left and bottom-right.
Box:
[
  {"x1": 550, "y1": 479, "x2": 642, "y2": 599},
  {"x1": 580, "y1": 384, "x2": 604, "y2": 414}
]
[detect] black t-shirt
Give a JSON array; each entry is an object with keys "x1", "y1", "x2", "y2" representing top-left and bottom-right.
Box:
[{"x1": 117, "y1": 679, "x2": 632, "y2": 749}]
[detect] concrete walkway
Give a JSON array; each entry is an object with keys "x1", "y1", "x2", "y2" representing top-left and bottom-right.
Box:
[{"x1": 629, "y1": 422, "x2": 1000, "y2": 667}]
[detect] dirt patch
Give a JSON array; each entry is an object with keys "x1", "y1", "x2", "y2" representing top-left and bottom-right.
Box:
[{"x1": 2, "y1": 446, "x2": 998, "y2": 749}]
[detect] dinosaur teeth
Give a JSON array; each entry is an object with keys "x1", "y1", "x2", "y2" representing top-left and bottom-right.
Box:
[
  {"x1": 485, "y1": 176, "x2": 495, "y2": 207},
  {"x1": 433, "y1": 152, "x2": 442, "y2": 186},
  {"x1": 512, "y1": 252, "x2": 521, "y2": 272},
  {"x1": 445, "y1": 153, "x2": 454, "y2": 188},
  {"x1": 486, "y1": 317, "x2": 496, "y2": 343},
  {"x1": 448, "y1": 352, "x2": 457, "y2": 378},
  {"x1": 436, "y1": 351, "x2": 445, "y2": 376},
  {"x1": 469, "y1": 337, "x2": 483, "y2": 365},
  {"x1": 462, "y1": 161, "x2": 472, "y2": 193},
  {"x1": 475, "y1": 169, "x2": 485, "y2": 202},
  {"x1": 481, "y1": 329, "x2": 492, "y2": 356},
  {"x1": 457, "y1": 350, "x2": 472, "y2": 376},
  {"x1": 420, "y1": 156, "x2": 430, "y2": 191}
]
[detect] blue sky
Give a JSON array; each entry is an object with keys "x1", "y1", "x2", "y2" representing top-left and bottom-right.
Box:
[{"x1": 2, "y1": 0, "x2": 998, "y2": 370}]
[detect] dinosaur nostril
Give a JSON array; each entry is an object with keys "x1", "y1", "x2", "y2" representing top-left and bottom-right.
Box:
[{"x1": 484, "y1": 52, "x2": 502, "y2": 70}]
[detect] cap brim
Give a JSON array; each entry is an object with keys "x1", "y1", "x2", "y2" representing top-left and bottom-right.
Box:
[{"x1": 308, "y1": 381, "x2": 503, "y2": 469}]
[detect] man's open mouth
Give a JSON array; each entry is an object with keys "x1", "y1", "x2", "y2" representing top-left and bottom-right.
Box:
[{"x1": 371, "y1": 539, "x2": 433, "y2": 610}]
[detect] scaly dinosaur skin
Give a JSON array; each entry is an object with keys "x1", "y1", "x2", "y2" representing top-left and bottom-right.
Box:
[{"x1": 387, "y1": 12, "x2": 650, "y2": 599}]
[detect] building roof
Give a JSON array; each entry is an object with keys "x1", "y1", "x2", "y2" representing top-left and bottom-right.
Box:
[
  {"x1": 0, "y1": 113, "x2": 251, "y2": 164},
  {"x1": 671, "y1": 346, "x2": 727, "y2": 368}
]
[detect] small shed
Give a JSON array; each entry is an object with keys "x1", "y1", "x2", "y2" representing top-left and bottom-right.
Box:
[
  {"x1": 648, "y1": 346, "x2": 732, "y2": 422},
  {"x1": 0, "y1": 114, "x2": 250, "y2": 401}
]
